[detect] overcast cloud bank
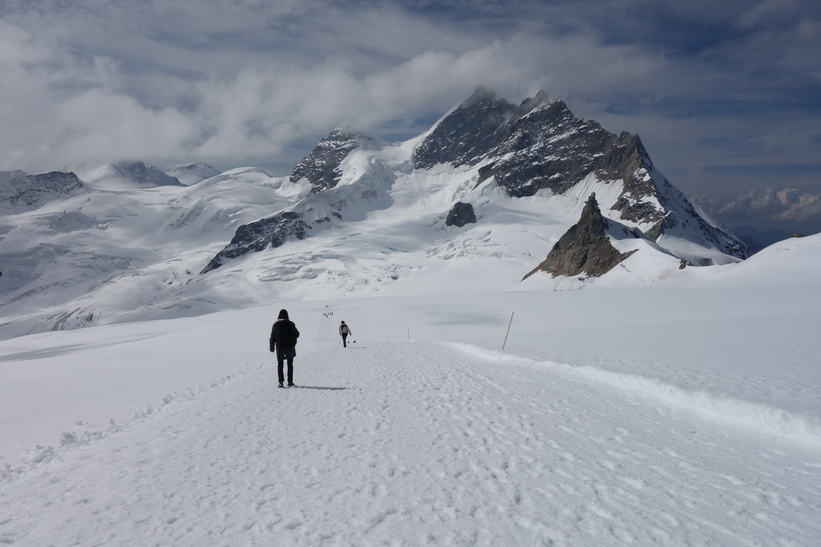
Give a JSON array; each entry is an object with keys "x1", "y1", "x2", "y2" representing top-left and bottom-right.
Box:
[{"x1": 1, "y1": 0, "x2": 819, "y2": 234}]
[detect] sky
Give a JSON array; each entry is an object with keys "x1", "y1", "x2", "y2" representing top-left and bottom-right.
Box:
[{"x1": 1, "y1": 0, "x2": 820, "y2": 235}]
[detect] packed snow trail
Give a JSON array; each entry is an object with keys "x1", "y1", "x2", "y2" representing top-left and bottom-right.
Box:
[{"x1": 1, "y1": 342, "x2": 820, "y2": 545}]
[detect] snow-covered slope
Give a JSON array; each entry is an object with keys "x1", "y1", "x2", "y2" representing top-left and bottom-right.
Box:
[
  {"x1": 164, "y1": 162, "x2": 222, "y2": 186},
  {"x1": 0, "y1": 166, "x2": 311, "y2": 339},
  {"x1": 0, "y1": 235, "x2": 819, "y2": 545},
  {"x1": 0, "y1": 90, "x2": 772, "y2": 341},
  {"x1": 78, "y1": 161, "x2": 185, "y2": 189},
  {"x1": 206, "y1": 90, "x2": 747, "y2": 276}
]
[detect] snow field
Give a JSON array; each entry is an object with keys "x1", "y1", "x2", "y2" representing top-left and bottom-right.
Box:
[
  {"x1": 2, "y1": 333, "x2": 819, "y2": 545},
  {"x1": 1, "y1": 236, "x2": 820, "y2": 544},
  {"x1": 1, "y1": 143, "x2": 736, "y2": 340}
]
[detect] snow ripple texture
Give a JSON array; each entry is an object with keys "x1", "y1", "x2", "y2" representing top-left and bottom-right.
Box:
[{"x1": 1, "y1": 340, "x2": 819, "y2": 545}]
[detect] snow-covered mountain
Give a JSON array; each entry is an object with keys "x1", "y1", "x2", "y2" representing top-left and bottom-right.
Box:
[
  {"x1": 524, "y1": 193, "x2": 650, "y2": 280},
  {"x1": 1, "y1": 91, "x2": 820, "y2": 545},
  {"x1": 165, "y1": 162, "x2": 223, "y2": 186},
  {"x1": 78, "y1": 161, "x2": 185, "y2": 189},
  {"x1": 204, "y1": 89, "x2": 748, "y2": 277},
  {"x1": 0, "y1": 171, "x2": 84, "y2": 213},
  {"x1": 1, "y1": 90, "x2": 754, "y2": 339},
  {"x1": 0, "y1": 165, "x2": 309, "y2": 339},
  {"x1": 0, "y1": 233, "x2": 819, "y2": 545}
]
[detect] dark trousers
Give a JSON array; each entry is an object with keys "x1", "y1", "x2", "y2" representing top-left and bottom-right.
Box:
[
  {"x1": 341, "y1": 334, "x2": 348, "y2": 348},
  {"x1": 277, "y1": 355, "x2": 293, "y2": 384}
]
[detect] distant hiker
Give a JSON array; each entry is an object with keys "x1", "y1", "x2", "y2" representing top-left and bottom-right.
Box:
[
  {"x1": 339, "y1": 320, "x2": 352, "y2": 348},
  {"x1": 270, "y1": 309, "x2": 300, "y2": 388}
]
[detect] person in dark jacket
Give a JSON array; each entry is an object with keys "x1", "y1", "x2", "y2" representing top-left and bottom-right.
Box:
[
  {"x1": 339, "y1": 320, "x2": 352, "y2": 348},
  {"x1": 270, "y1": 309, "x2": 300, "y2": 387}
]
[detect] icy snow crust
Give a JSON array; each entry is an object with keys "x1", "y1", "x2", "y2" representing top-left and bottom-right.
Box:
[{"x1": 0, "y1": 235, "x2": 820, "y2": 544}]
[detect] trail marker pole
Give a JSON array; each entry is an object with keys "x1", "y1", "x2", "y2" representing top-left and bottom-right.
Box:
[{"x1": 502, "y1": 312, "x2": 515, "y2": 350}]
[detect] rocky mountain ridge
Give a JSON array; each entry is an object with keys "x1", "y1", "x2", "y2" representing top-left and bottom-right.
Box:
[
  {"x1": 0, "y1": 171, "x2": 84, "y2": 212},
  {"x1": 204, "y1": 89, "x2": 749, "y2": 274},
  {"x1": 289, "y1": 129, "x2": 384, "y2": 194},
  {"x1": 0, "y1": 89, "x2": 755, "y2": 340},
  {"x1": 524, "y1": 193, "x2": 642, "y2": 279},
  {"x1": 414, "y1": 89, "x2": 748, "y2": 258}
]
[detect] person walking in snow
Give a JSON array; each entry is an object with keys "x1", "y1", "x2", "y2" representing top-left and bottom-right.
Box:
[
  {"x1": 270, "y1": 309, "x2": 300, "y2": 387},
  {"x1": 339, "y1": 320, "x2": 352, "y2": 348}
]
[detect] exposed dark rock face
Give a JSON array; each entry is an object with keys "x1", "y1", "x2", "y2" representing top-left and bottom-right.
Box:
[
  {"x1": 203, "y1": 133, "x2": 393, "y2": 273},
  {"x1": 413, "y1": 87, "x2": 516, "y2": 170},
  {"x1": 445, "y1": 202, "x2": 477, "y2": 227},
  {"x1": 0, "y1": 171, "x2": 85, "y2": 211},
  {"x1": 524, "y1": 194, "x2": 638, "y2": 279},
  {"x1": 290, "y1": 129, "x2": 378, "y2": 194},
  {"x1": 418, "y1": 91, "x2": 662, "y2": 210},
  {"x1": 415, "y1": 90, "x2": 637, "y2": 198},
  {"x1": 201, "y1": 211, "x2": 311, "y2": 273},
  {"x1": 415, "y1": 89, "x2": 750, "y2": 259},
  {"x1": 202, "y1": 89, "x2": 749, "y2": 274},
  {"x1": 481, "y1": 98, "x2": 631, "y2": 199}
]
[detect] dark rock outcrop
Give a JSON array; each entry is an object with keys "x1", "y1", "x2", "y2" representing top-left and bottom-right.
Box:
[
  {"x1": 524, "y1": 194, "x2": 638, "y2": 279},
  {"x1": 201, "y1": 211, "x2": 311, "y2": 273},
  {"x1": 0, "y1": 171, "x2": 85, "y2": 211},
  {"x1": 480, "y1": 98, "x2": 633, "y2": 198},
  {"x1": 413, "y1": 87, "x2": 516, "y2": 170},
  {"x1": 445, "y1": 202, "x2": 477, "y2": 227},
  {"x1": 415, "y1": 90, "x2": 640, "y2": 199},
  {"x1": 415, "y1": 89, "x2": 750, "y2": 259},
  {"x1": 203, "y1": 131, "x2": 392, "y2": 273},
  {"x1": 290, "y1": 129, "x2": 378, "y2": 194},
  {"x1": 202, "y1": 89, "x2": 749, "y2": 274}
]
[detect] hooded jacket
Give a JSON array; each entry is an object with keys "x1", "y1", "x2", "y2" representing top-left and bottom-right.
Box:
[{"x1": 270, "y1": 319, "x2": 300, "y2": 357}]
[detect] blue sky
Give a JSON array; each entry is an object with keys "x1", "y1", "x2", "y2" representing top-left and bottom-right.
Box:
[{"x1": 1, "y1": 0, "x2": 819, "y2": 234}]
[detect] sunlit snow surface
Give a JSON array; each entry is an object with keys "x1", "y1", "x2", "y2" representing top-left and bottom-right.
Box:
[
  {"x1": 0, "y1": 235, "x2": 819, "y2": 545},
  {"x1": 0, "y1": 137, "x2": 740, "y2": 340}
]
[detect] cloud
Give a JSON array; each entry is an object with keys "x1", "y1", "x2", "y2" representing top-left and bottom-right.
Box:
[
  {"x1": 0, "y1": 0, "x2": 819, "y2": 236},
  {"x1": 0, "y1": 21, "x2": 194, "y2": 169},
  {"x1": 0, "y1": 4, "x2": 668, "y2": 172},
  {"x1": 716, "y1": 187, "x2": 821, "y2": 224},
  {"x1": 171, "y1": 29, "x2": 674, "y2": 165}
]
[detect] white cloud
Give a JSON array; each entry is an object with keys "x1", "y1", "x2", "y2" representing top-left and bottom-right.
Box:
[
  {"x1": 0, "y1": 20, "x2": 195, "y2": 170},
  {"x1": 0, "y1": 5, "x2": 669, "y2": 172},
  {"x1": 0, "y1": 0, "x2": 819, "y2": 236},
  {"x1": 718, "y1": 187, "x2": 821, "y2": 224}
]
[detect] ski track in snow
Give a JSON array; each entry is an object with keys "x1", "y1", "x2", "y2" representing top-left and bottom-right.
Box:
[
  {"x1": 1, "y1": 337, "x2": 820, "y2": 545},
  {"x1": 452, "y1": 344, "x2": 821, "y2": 451}
]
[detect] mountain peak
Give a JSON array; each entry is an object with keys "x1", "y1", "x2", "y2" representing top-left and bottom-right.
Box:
[
  {"x1": 165, "y1": 162, "x2": 221, "y2": 185},
  {"x1": 205, "y1": 89, "x2": 748, "y2": 277},
  {"x1": 517, "y1": 89, "x2": 563, "y2": 113},
  {"x1": 458, "y1": 86, "x2": 501, "y2": 109},
  {"x1": 0, "y1": 170, "x2": 84, "y2": 212},
  {"x1": 413, "y1": 90, "x2": 516, "y2": 169},
  {"x1": 289, "y1": 128, "x2": 381, "y2": 193},
  {"x1": 524, "y1": 192, "x2": 638, "y2": 279}
]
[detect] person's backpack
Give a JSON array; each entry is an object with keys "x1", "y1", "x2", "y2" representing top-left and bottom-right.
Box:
[{"x1": 289, "y1": 322, "x2": 299, "y2": 346}]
